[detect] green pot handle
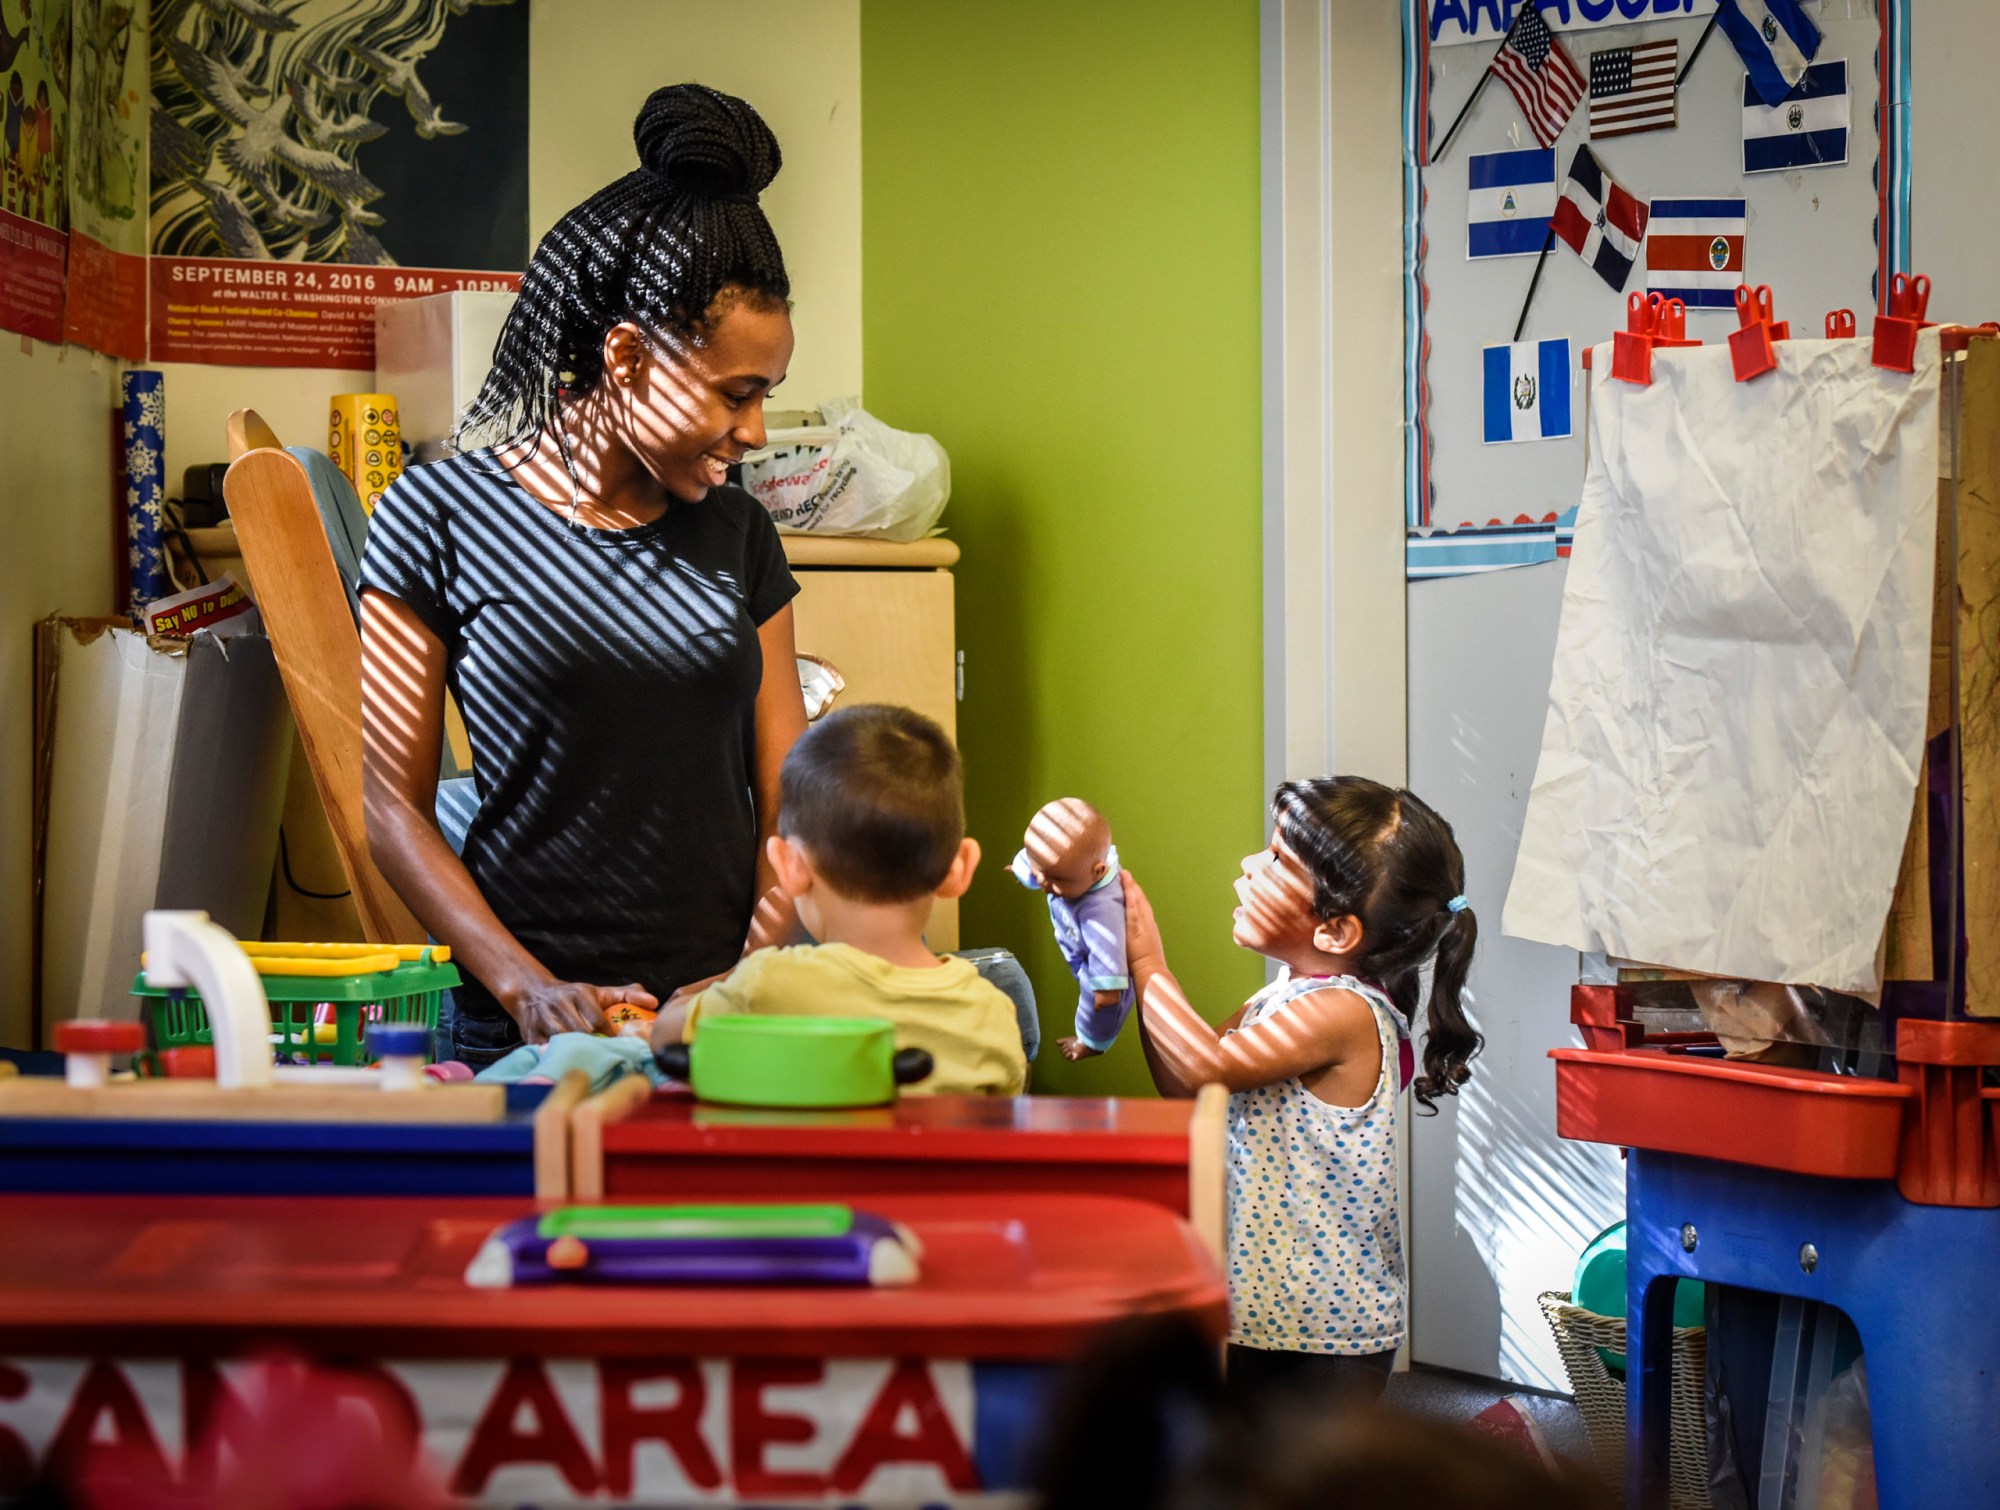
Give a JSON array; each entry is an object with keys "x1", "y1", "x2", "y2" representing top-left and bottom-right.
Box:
[
  {"x1": 654, "y1": 1043, "x2": 692, "y2": 1081},
  {"x1": 891, "y1": 1048, "x2": 934, "y2": 1086}
]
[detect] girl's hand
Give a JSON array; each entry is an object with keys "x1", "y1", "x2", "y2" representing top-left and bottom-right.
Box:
[
  {"x1": 503, "y1": 980, "x2": 656, "y2": 1044},
  {"x1": 1123, "y1": 872, "x2": 1168, "y2": 977}
]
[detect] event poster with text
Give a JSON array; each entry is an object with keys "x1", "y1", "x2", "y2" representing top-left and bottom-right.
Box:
[
  {"x1": 147, "y1": 0, "x2": 526, "y2": 367},
  {"x1": 0, "y1": 0, "x2": 71, "y2": 343}
]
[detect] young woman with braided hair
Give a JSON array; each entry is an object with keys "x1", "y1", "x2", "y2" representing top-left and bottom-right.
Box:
[
  {"x1": 1120, "y1": 776, "x2": 1483, "y2": 1405},
  {"x1": 359, "y1": 83, "x2": 809, "y2": 1068}
]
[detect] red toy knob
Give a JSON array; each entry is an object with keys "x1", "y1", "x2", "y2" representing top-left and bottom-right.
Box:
[{"x1": 54, "y1": 1020, "x2": 146, "y2": 1054}]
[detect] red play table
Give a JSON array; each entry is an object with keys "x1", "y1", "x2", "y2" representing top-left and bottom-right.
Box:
[
  {"x1": 584, "y1": 1091, "x2": 1200, "y2": 1214},
  {"x1": 0, "y1": 1191, "x2": 1224, "y2": 1507}
]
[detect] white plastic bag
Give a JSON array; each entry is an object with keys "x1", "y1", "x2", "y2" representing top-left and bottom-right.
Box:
[{"x1": 740, "y1": 397, "x2": 950, "y2": 542}]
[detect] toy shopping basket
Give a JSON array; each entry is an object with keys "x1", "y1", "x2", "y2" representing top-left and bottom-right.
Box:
[{"x1": 133, "y1": 942, "x2": 458, "y2": 1067}]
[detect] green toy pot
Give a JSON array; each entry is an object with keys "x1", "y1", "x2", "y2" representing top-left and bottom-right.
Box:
[{"x1": 653, "y1": 1016, "x2": 934, "y2": 1109}]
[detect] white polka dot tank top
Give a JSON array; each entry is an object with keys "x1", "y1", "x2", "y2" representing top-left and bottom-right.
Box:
[{"x1": 1225, "y1": 969, "x2": 1412, "y2": 1355}]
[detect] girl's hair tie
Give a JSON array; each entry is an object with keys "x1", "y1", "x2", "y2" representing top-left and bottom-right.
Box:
[{"x1": 1446, "y1": 894, "x2": 1469, "y2": 913}]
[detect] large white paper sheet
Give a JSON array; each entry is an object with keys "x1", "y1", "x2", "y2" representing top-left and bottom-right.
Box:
[{"x1": 1504, "y1": 334, "x2": 1941, "y2": 992}]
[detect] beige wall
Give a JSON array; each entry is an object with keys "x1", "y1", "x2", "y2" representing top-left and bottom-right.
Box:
[
  {"x1": 530, "y1": 0, "x2": 864, "y2": 410},
  {"x1": 0, "y1": 338, "x2": 118, "y2": 1046},
  {"x1": 0, "y1": 2, "x2": 863, "y2": 1046}
]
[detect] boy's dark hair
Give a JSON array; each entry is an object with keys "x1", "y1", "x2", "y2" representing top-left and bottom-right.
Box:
[
  {"x1": 454, "y1": 82, "x2": 791, "y2": 463},
  {"x1": 779, "y1": 705, "x2": 963, "y2": 904},
  {"x1": 1273, "y1": 777, "x2": 1483, "y2": 1112}
]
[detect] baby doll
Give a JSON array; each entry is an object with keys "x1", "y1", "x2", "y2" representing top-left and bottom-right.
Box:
[{"x1": 1011, "y1": 797, "x2": 1133, "y2": 1060}]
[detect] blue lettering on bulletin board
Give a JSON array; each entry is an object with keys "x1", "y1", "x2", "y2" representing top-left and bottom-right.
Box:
[{"x1": 1429, "y1": 0, "x2": 1708, "y2": 45}]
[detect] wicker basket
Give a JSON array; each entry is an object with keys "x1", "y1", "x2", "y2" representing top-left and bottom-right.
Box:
[{"x1": 1539, "y1": 1289, "x2": 1711, "y2": 1510}]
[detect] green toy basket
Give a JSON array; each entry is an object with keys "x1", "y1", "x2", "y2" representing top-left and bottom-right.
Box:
[{"x1": 132, "y1": 944, "x2": 458, "y2": 1067}]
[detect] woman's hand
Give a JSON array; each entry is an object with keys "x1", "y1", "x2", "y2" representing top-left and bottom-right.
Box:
[
  {"x1": 502, "y1": 979, "x2": 657, "y2": 1045},
  {"x1": 1123, "y1": 872, "x2": 1168, "y2": 979}
]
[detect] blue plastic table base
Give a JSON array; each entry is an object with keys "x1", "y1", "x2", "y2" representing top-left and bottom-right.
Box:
[
  {"x1": 1626, "y1": 1149, "x2": 2000, "y2": 1510},
  {"x1": 0, "y1": 1083, "x2": 549, "y2": 1196}
]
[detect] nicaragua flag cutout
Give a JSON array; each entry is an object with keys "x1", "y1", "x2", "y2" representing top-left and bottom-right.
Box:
[
  {"x1": 1717, "y1": 0, "x2": 1820, "y2": 107},
  {"x1": 1468, "y1": 148, "x2": 1556, "y2": 259},
  {"x1": 1743, "y1": 61, "x2": 1849, "y2": 174},
  {"x1": 1483, "y1": 339, "x2": 1572, "y2": 444}
]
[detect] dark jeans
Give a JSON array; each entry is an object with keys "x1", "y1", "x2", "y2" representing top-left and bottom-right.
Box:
[{"x1": 1225, "y1": 1343, "x2": 1396, "y2": 1409}]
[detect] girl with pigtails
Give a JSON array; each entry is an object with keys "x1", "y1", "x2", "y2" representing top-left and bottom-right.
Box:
[
  {"x1": 359, "y1": 84, "x2": 809, "y2": 1069},
  {"x1": 1121, "y1": 777, "x2": 1483, "y2": 1406}
]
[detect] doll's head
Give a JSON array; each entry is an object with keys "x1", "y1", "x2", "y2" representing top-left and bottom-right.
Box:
[{"x1": 1023, "y1": 798, "x2": 1113, "y2": 899}]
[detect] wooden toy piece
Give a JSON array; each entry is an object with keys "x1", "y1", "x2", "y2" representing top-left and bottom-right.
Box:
[
  {"x1": 0, "y1": 1078, "x2": 506, "y2": 1123},
  {"x1": 1827, "y1": 308, "x2": 1858, "y2": 339},
  {"x1": 53, "y1": 1021, "x2": 145, "y2": 1089},
  {"x1": 1730, "y1": 284, "x2": 1781, "y2": 382},
  {"x1": 1873, "y1": 272, "x2": 1935, "y2": 373},
  {"x1": 1613, "y1": 291, "x2": 1657, "y2": 386},
  {"x1": 369, "y1": 1024, "x2": 430, "y2": 1093}
]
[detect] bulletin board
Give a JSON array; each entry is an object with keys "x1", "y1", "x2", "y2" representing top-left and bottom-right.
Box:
[{"x1": 1402, "y1": 0, "x2": 1911, "y2": 578}]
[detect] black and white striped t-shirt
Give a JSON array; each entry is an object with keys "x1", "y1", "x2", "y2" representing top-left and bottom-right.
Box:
[{"x1": 361, "y1": 452, "x2": 798, "y2": 1036}]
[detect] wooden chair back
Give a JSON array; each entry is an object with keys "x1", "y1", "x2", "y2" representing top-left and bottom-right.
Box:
[{"x1": 222, "y1": 409, "x2": 423, "y2": 944}]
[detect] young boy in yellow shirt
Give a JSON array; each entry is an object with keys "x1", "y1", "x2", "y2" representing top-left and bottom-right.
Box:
[{"x1": 663, "y1": 704, "x2": 1027, "y2": 1096}]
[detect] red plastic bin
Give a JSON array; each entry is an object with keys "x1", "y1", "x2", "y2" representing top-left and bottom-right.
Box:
[{"x1": 1552, "y1": 1047, "x2": 1913, "y2": 1180}]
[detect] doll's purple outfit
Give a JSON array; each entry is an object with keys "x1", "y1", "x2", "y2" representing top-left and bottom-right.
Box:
[{"x1": 1010, "y1": 845, "x2": 1134, "y2": 1052}]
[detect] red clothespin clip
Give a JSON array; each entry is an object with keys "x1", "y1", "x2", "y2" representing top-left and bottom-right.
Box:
[
  {"x1": 1652, "y1": 295, "x2": 1700, "y2": 349},
  {"x1": 1873, "y1": 273, "x2": 1934, "y2": 373},
  {"x1": 1612, "y1": 291, "x2": 1657, "y2": 385},
  {"x1": 1826, "y1": 309, "x2": 1857, "y2": 339},
  {"x1": 1730, "y1": 284, "x2": 1780, "y2": 382}
]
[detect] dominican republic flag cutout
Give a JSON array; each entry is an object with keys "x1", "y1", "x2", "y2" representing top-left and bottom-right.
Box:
[
  {"x1": 1717, "y1": 0, "x2": 1821, "y2": 107},
  {"x1": 1551, "y1": 145, "x2": 1647, "y2": 293},
  {"x1": 1483, "y1": 339, "x2": 1572, "y2": 444},
  {"x1": 1743, "y1": 61, "x2": 1849, "y2": 174},
  {"x1": 1646, "y1": 199, "x2": 1747, "y2": 309},
  {"x1": 1468, "y1": 149, "x2": 1556, "y2": 259}
]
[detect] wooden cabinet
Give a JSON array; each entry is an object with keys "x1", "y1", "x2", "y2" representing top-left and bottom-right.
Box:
[{"x1": 784, "y1": 535, "x2": 962, "y2": 950}]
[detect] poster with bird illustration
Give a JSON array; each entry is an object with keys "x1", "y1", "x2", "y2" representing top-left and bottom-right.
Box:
[
  {"x1": 147, "y1": 0, "x2": 526, "y2": 367},
  {"x1": 0, "y1": 0, "x2": 72, "y2": 343}
]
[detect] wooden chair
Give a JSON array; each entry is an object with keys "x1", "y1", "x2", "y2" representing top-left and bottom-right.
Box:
[{"x1": 223, "y1": 409, "x2": 424, "y2": 944}]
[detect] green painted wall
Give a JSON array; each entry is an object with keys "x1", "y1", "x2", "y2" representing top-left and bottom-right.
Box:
[{"x1": 861, "y1": 0, "x2": 1265, "y2": 1093}]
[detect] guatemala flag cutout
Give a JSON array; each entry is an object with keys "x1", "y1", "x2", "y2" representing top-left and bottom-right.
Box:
[
  {"x1": 1483, "y1": 339, "x2": 1572, "y2": 444},
  {"x1": 1717, "y1": 0, "x2": 1821, "y2": 107}
]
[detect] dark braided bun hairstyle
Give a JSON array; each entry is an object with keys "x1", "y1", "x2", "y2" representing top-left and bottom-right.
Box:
[
  {"x1": 454, "y1": 83, "x2": 791, "y2": 458},
  {"x1": 1272, "y1": 777, "x2": 1483, "y2": 1112}
]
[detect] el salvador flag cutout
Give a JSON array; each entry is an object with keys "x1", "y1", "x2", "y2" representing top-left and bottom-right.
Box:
[{"x1": 1483, "y1": 339, "x2": 1572, "y2": 444}]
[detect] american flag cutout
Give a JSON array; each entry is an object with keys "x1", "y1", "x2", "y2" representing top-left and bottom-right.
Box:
[
  {"x1": 1491, "y1": 3, "x2": 1587, "y2": 150},
  {"x1": 1590, "y1": 39, "x2": 1678, "y2": 139}
]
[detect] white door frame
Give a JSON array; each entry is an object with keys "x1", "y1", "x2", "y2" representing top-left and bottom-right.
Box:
[{"x1": 1260, "y1": 0, "x2": 1408, "y2": 794}]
